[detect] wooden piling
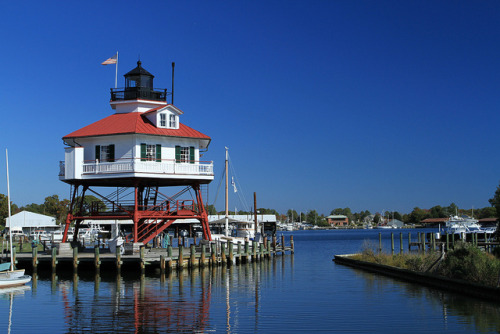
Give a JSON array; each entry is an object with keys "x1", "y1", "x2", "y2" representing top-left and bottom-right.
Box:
[
  {"x1": 391, "y1": 233, "x2": 394, "y2": 254},
  {"x1": 200, "y1": 244, "x2": 206, "y2": 267},
  {"x1": 290, "y1": 235, "x2": 294, "y2": 254},
  {"x1": 446, "y1": 233, "x2": 449, "y2": 251},
  {"x1": 190, "y1": 244, "x2": 196, "y2": 268},
  {"x1": 178, "y1": 245, "x2": 184, "y2": 270},
  {"x1": 73, "y1": 246, "x2": 79, "y2": 272},
  {"x1": 211, "y1": 245, "x2": 216, "y2": 265},
  {"x1": 116, "y1": 249, "x2": 122, "y2": 271},
  {"x1": 408, "y1": 233, "x2": 411, "y2": 252},
  {"x1": 94, "y1": 246, "x2": 101, "y2": 271},
  {"x1": 281, "y1": 235, "x2": 285, "y2": 254},
  {"x1": 51, "y1": 247, "x2": 57, "y2": 272},
  {"x1": 379, "y1": 233, "x2": 382, "y2": 252},
  {"x1": 244, "y1": 241, "x2": 249, "y2": 262},
  {"x1": 32, "y1": 246, "x2": 38, "y2": 271},
  {"x1": 228, "y1": 241, "x2": 234, "y2": 264},
  {"x1": 221, "y1": 242, "x2": 226, "y2": 264},
  {"x1": 399, "y1": 232, "x2": 403, "y2": 253}
]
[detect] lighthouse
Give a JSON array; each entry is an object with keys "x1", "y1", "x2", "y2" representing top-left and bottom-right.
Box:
[{"x1": 59, "y1": 61, "x2": 214, "y2": 245}]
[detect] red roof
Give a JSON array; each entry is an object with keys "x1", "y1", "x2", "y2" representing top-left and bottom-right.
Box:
[{"x1": 63, "y1": 112, "x2": 210, "y2": 141}]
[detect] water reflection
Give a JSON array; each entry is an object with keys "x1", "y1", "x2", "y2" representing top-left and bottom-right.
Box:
[
  {"x1": 0, "y1": 285, "x2": 31, "y2": 334},
  {"x1": 350, "y1": 267, "x2": 500, "y2": 333},
  {"x1": 29, "y1": 258, "x2": 287, "y2": 333}
]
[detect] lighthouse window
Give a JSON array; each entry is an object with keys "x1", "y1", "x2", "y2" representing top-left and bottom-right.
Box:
[
  {"x1": 175, "y1": 146, "x2": 195, "y2": 164},
  {"x1": 146, "y1": 145, "x2": 156, "y2": 160},
  {"x1": 141, "y1": 143, "x2": 162, "y2": 162},
  {"x1": 95, "y1": 145, "x2": 115, "y2": 162},
  {"x1": 159, "y1": 114, "x2": 167, "y2": 127},
  {"x1": 169, "y1": 115, "x2": 177, "y2": 128}
]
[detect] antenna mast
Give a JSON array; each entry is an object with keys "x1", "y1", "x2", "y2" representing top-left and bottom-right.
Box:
[{"x1": 171, "y1": 62, "x2": 175, "y2": 104}]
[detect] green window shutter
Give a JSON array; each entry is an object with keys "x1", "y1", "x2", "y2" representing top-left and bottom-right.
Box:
[
  {"x1": 109, "y1": 144, "x2": 115, "y2": 162},
  {"x1": 156, "y1": 144, "x2": 161, "y2": 162},
  {"x1": 95, "y1": 145, "x2": 100, "y2": 161},
  {"x1": 141, "y1": 143, "x2": 147, "y2": 161},
  {"x1": 189, "y1": 147, "x2": 195, "y2": 164},
  {"x1": 175, "y1": 146, "x2": 181, "y2": 163}
]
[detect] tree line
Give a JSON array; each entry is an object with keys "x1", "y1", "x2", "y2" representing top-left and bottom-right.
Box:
[{"x1": 1, "y1": 182, "x2": 499, "y2": 227}]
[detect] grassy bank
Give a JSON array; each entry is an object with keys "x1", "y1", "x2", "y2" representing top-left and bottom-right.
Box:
[{"x1": 350, "y1": 241, "x2": 500, "y2": 288}]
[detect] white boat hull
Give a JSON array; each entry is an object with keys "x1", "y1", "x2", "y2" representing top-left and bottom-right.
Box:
[{"x1": 0, "y1": 275, "x2": 31, "y2": 288}]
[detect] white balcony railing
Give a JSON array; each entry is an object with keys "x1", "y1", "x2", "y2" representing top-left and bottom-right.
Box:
[{"x1": 60, "y1": 158, "x2": 214, "y2": 179}]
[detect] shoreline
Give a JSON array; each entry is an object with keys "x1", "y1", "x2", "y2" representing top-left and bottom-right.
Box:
[{"x1": 333, "y1": 254, "x2": 500, "y2": 302}]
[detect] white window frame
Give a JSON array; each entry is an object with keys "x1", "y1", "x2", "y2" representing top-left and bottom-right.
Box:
[
  {"x1": 145, "y1": 144, "x2": 156, "y2": 161},
  {"x1": 169, "y1": 114, "x2": 177, "y2": 128},
  {"x1": 179, "y1": 146, "x2": 189, "y2": 163},
  {"x1": 159, "y1": 113, "x2": 167, "y2": 127},
  {"x1": 100, "y1": 145, "x2": 111, "y2": 161}
]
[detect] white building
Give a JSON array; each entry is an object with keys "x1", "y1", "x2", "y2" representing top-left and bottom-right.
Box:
[{"x1": 5, "y1": 211, "x2": 57, "y2": 234}]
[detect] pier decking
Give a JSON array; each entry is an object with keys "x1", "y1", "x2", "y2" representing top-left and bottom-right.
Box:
[{"x1": 10, "y1": 235, "x2": 294, "y2": 273}]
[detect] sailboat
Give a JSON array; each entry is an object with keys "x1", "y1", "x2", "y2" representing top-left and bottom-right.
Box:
[
  {"x1": 210, "y1": 147, "x2": 260, "y2": 247},
  {"x1": 0, "y1": 149, "x2": 31, "y2": 288}
]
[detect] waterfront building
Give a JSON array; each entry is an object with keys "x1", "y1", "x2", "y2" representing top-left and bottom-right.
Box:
[
  {"x1": 327, "y1": 215, "x2": 349, "y2": 227},
  {"x1": 59, "y1": 61, "x2": 214, "y2": 245}
]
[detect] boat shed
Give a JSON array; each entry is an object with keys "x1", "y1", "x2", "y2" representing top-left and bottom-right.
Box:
[{"x1": 5, "y1": 211, "x2": 58, "y2": 234}]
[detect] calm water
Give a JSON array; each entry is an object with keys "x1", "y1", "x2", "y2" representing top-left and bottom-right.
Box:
[{"x1": 2, "y1": 229, "x2": 500, "y2": 333}]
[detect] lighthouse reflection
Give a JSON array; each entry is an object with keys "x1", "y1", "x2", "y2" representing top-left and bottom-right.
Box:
[{"x1": 53, "y1": 261, "x2": 275, "y2": 333}]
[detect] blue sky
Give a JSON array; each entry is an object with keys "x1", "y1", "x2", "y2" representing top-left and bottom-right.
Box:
[{"x1": 1, "y1": 1, "x2": 499, "y2": 216}]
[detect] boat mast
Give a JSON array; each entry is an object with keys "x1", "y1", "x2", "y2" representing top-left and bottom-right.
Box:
[
  {"x1": 6, "y1": 149, "x2": 14, "y2": 272},
  {"x1": 225, "y1": 147, "x2": 229, "y2": 237}
]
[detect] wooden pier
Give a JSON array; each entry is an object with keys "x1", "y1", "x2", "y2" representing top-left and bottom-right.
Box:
[{"x1": 9, "y1": 235, "x2": 294, "y2": 273}]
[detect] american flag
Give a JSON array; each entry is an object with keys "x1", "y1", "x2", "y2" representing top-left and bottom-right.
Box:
[{"x1": 101, "y1": 54, "x2": 118, "y2": 65}]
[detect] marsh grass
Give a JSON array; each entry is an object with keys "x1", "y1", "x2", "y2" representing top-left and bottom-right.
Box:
[{"x1": 351, "y1": 240, "x2": 500, "y2": 287}]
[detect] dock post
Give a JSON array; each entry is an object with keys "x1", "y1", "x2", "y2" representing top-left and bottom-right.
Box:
[
  {"x1": 228, "y1": 241, "x2": 234, "y2": 264},
  {"x1": 221, "y1": 243, "x2": 226, "y2": 265},
  {"x1": 190, "y1": 244, "x2": 196, "y2": 268},
  {"x1": 263, "y1": 236, "x2": 268, "y2": 257},
  {"x1": 281, "y1": 235, "x2": 285, "y2": 254},
  {"x1": 431, "y1": 233, "x2": 435, "y2": 251},
  {"x1": 400, "y1": 232, "x2": 403, "y2": 253},
  {"x1": 378, "y1": 233, "x2": 382, "y2": 253},
  {"x1": 178, "y1": 245, "x2": 184, "y2": 270},
  {"x1": 290, "y1": 235, "x2": 294, "y2": 254},
  {"x1": 12, "y1": 248, "x2": 17, "y2": 269},
  {"x1": 452, "y1": 233, "x2": 455, "y2": 248},
  {"x1": 139, "y1": 245, "x2": 146, "y2": 273},
  {"x1": 73, "y1": 246, "x2": 79, "y2": 272},
  {"x1": 32, "y1": 245, "x2": 38, "y2": 271},
  {"x1": 200, "y1": 244, "x2": 206, "y2": 267},
  {"x1": 391, "y1": 233, "x2": 394, "y2": 255},
  {"x1": 252, "y1": 241, "x2": 257, "y2": 261},
  {"x1": 167, "y1": 245, "x2": 172, "y2": 258},
  {"x1": 51, "y1": 247, "x2": 57, "y2": 272},
  {"x1": 272, "y1": 235, "x2": 277, "y2": 254},
  {"x1": 160, "y1": 255, "x2": 166, "y2": 274},
  {"x1": 236, "y1": 242, "x2": 242, "y2": 264},
  {"x1": 259, "y1": 242, "x2": 264, "y2": 260},
  {"x1": 421, "y1": 233, "x2": 425, "y2": 252},
  {"x1": 94, "y1": 245, "x2": 101, "y2": 272},
  {"x1": 244, "y1": 241, "x2": 249, "y2": 262},
  {"x1": 116, "y1": 249, "x2": 122, "y2": 272},
  {"x1": 408, "y1": 233, "x2": 411, "y2": 252},
  {"x1": 446, "y1": 233, "x2": 449, "y2": 251},
  {"x1": 211, "y1": 245, "x2": 216, "y2": 266}
]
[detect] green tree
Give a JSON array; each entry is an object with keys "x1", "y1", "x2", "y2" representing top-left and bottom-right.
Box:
[
  {"x1": 306, "y1": 210, "x2": 319, "y2": 225},
  {"x1": 409, "y1": 207, "x2": 430, "y2": 225},
  {"x1": 205, "y1": 204, "x2": 217, "y2": 215},
  {"x1": 373, "y1": 213, "x2": 381, "y2": 224},
  {"x1": 488, "y1": 183, "x2": 500, "y2": 238},
  {"x1": 393, "y1": 211, "x2": 403, "y2": 221}
]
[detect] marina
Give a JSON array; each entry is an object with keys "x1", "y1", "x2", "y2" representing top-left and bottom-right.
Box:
[{"x1": 2, "y1": 229, "x2": 500, "y2": 333}]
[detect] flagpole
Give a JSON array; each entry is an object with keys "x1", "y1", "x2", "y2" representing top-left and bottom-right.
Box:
[{"x1": 115, "y1": 51, "x2": 118, "y2": 89}]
